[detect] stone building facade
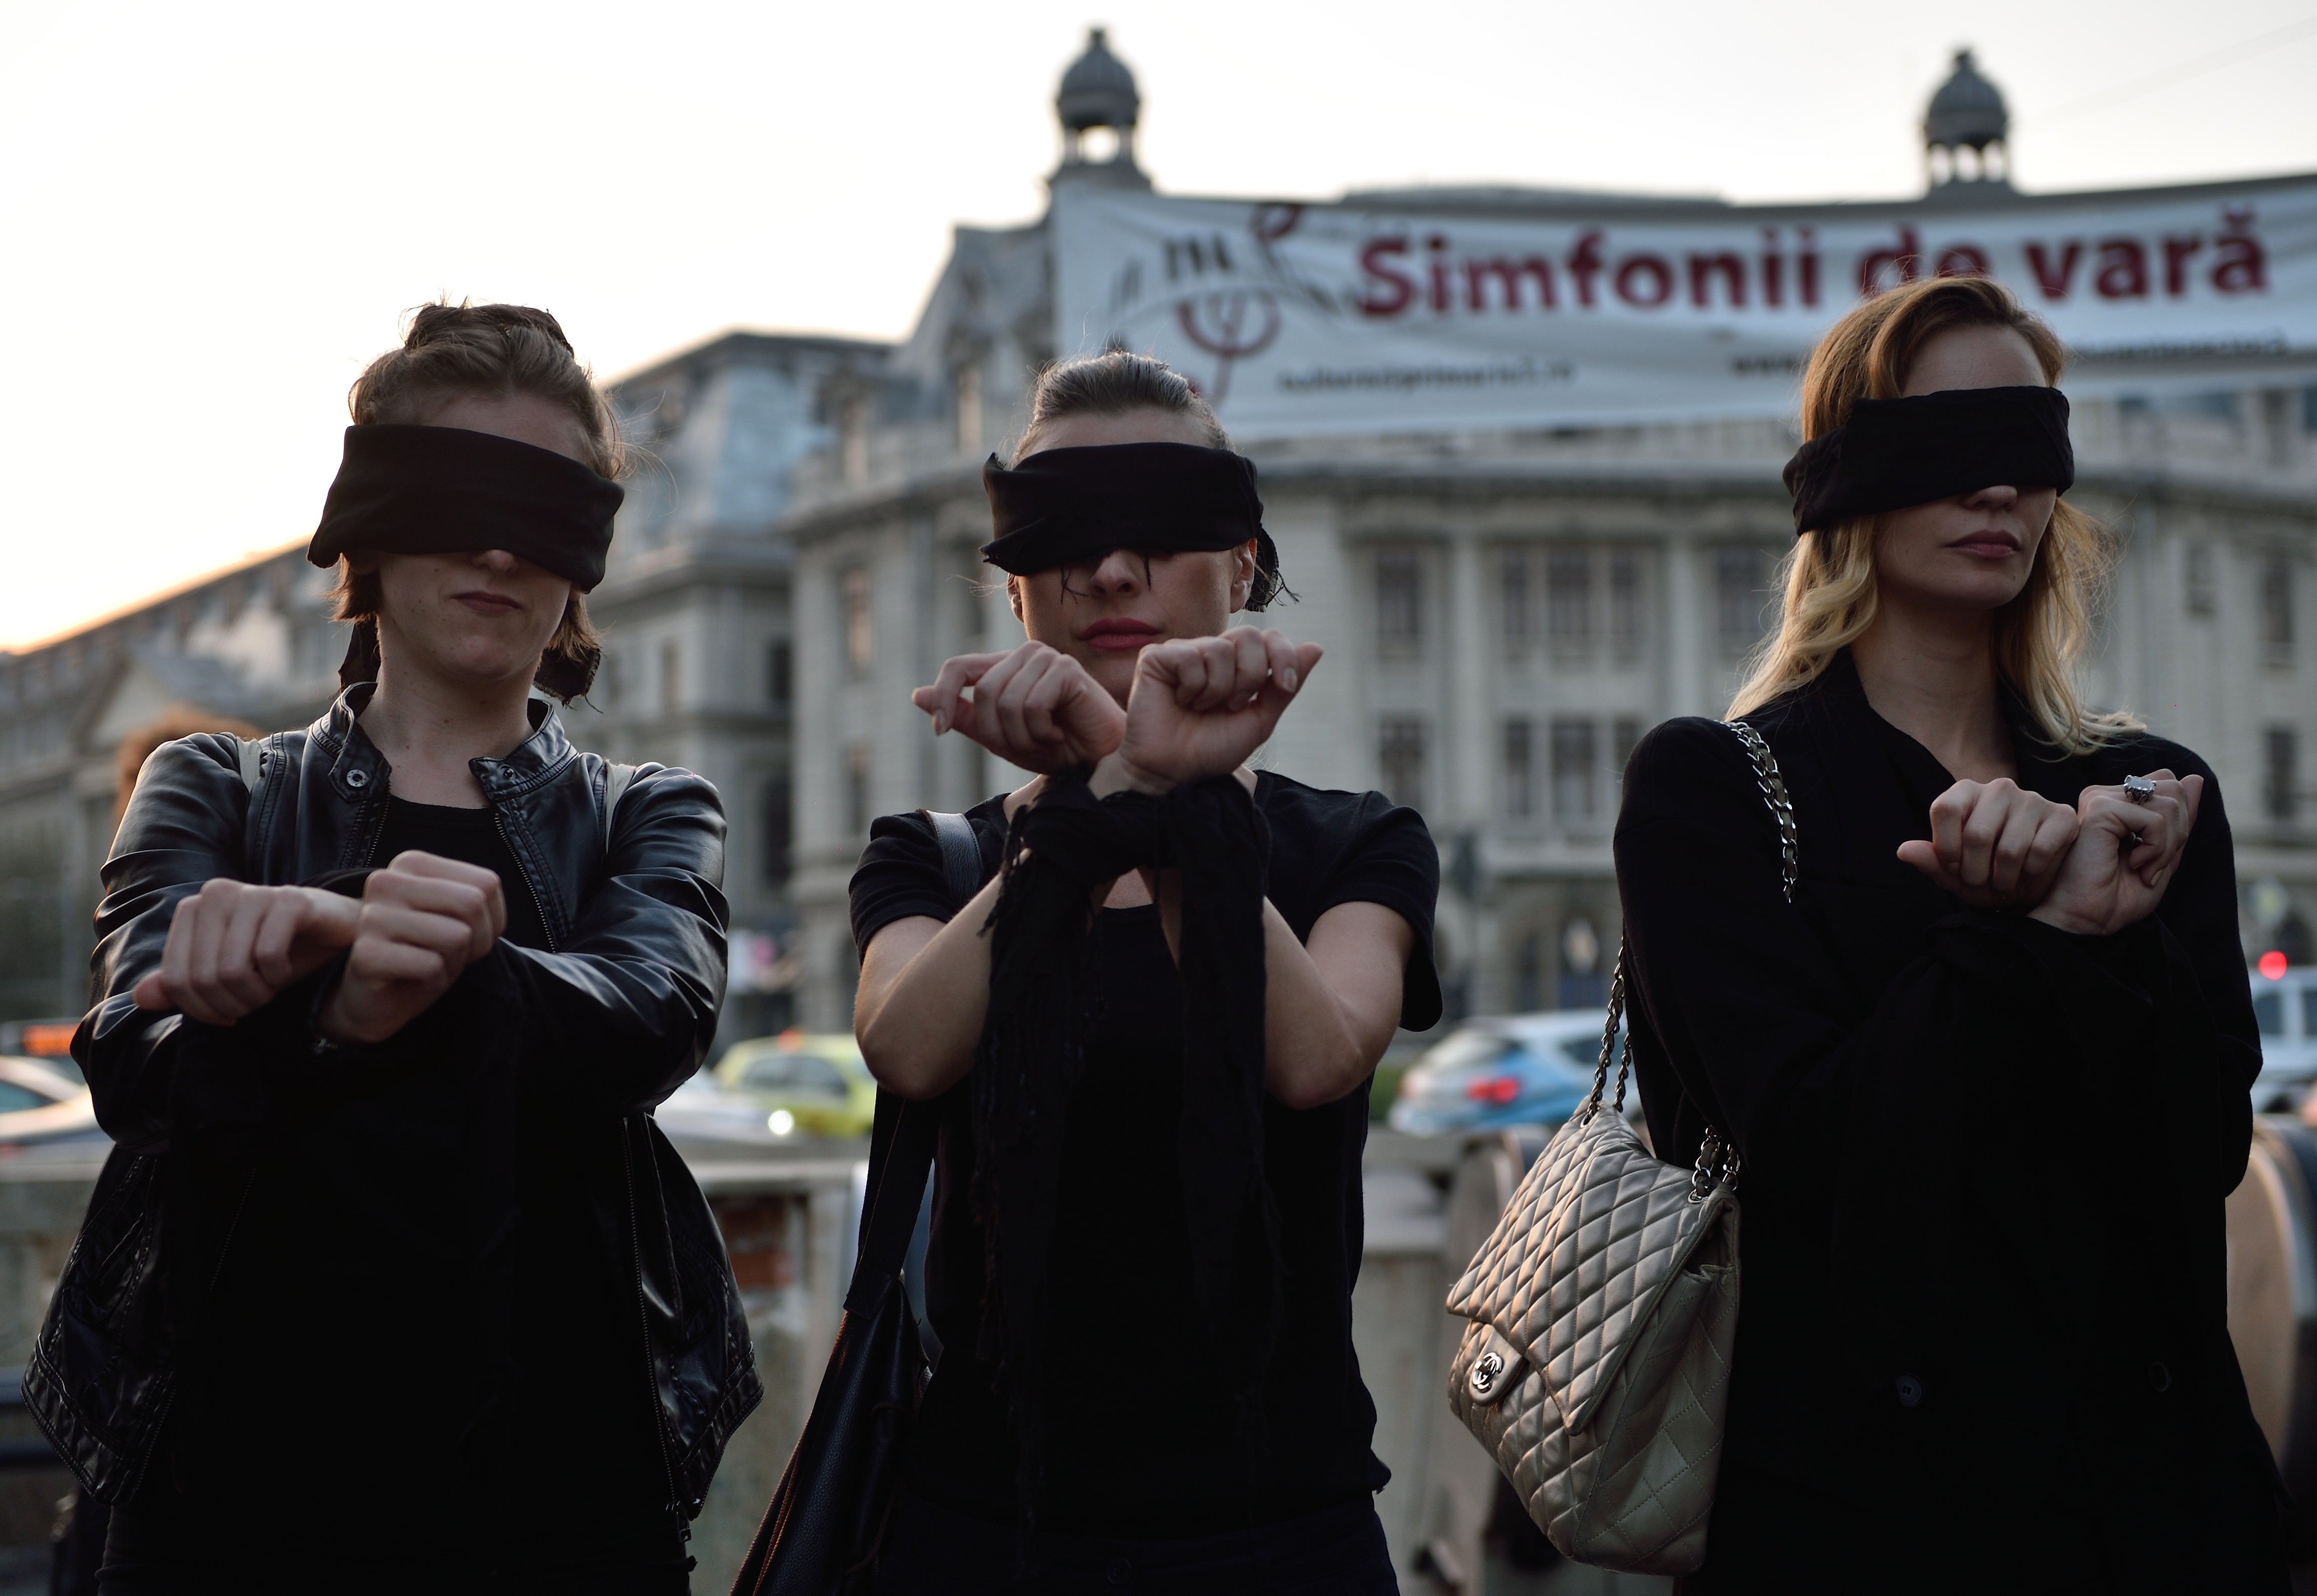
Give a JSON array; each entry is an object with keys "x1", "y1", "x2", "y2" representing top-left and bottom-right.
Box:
[
  {"x1": 583, "y1": 330, "x2": 889, "y2": 1040},
  {"x1": 776, "y1": 38, "x2": 2317, "y2": 1035},
  {"x1": 0, "y1": 547, "x2": 349, "y2": 1022}
]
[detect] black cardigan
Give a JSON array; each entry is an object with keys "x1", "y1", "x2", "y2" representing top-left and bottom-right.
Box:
[{"x1": 1615, "y1": 651, "x2": 2283, "y2": 1592}]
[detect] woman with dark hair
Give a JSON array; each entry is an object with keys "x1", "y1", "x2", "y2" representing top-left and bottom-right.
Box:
[
  {"x1": 849, "y1": 350, "x2": 1442, "y2": 1593},
  {"x1": 1616, "y1": 277, "x2": 2285, "y2": 1592},
  {"x1": 38, "y1": 303, "x2": 756, "y2": 1595}
]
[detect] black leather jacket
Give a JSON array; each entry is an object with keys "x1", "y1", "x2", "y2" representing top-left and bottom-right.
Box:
[{"x1": 26, "y1": 686, "x2": 760, "y2": 1524}]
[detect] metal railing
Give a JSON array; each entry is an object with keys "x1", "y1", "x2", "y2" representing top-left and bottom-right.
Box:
[{"x1": 0, "y1": 1370, "x2": 60, "y2": 1471}]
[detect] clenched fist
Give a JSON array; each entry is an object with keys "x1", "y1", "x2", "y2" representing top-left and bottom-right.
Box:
[
  {"x1": 132, "y1": 880, "x2": 361, "y2": 1025},
  {"x1": 1897, "y1": 778, "x2": 2080, "y2": 909},
  {"x1": 318, "y1": 852, "x2": 508, "y2": 1045},
  {"x1": 1096, "y1": 629, "x2": 1324, "y2": 795},
  {"x1": 912, "y1": 642, "x2": 1126, "y2": 774}
]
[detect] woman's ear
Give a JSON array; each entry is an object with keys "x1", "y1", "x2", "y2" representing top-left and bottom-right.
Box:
[
  {"x1": 1228, "y1": 540, "x2": 1258, "y2": 614},
  {"x1": 1007, "y1": 574, "x2": 1024, "y2": 626}
]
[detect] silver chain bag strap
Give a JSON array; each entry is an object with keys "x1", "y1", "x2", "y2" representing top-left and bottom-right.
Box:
[{"x1": 1442, "y1": 720, "x2": 1795, "y2": 1575}]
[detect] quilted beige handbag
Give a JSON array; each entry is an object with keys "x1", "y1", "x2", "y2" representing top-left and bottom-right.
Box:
[{"x1": 1444, "y1": 720, "x2": 1789, "y2": 1575}]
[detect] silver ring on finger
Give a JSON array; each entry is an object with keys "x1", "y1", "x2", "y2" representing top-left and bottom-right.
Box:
[
  {"x1": 2126, "y1": 830, "x2": 2146, "y2": 849},
  {"x1": 2122, "y1": 774, "x2": 2157, "y2": 806}
]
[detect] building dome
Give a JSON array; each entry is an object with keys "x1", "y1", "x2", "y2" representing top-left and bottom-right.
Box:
[
  {"x1": 1924, "y1": 48, "x2": 2008, "y2": 152},
  {"x1": 1057, "y1": 26, "x2": 1139, "y2": 132},
  {"x1": 1051, "y1": 27, "x2": 1149, "y2": 189}
]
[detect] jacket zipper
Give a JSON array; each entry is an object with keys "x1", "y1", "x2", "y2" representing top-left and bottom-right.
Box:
[
  {"x1": 511, "y1": 795, "x2": 683, "y2": 1525},
  {"x1": 415, "y1": 773, "x2": 683, "y2": 1522},
  {"x1": 494, "y1": 811, "x2": 558, "y2": 952},
  {"x1": 357, "y1": 792, "x2": 385, "y2": 869},
  {"x1": 502, "y1": 797, "x2": 687, "y2": 1516},
  {"x1": 620, "y1": 1123, "x2": 690, "y2": 1538}
]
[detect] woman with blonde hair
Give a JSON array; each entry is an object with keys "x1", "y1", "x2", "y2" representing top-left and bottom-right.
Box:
[{"x1": 1615, "y1": 276, "x2": 2284, "y2": 1591}]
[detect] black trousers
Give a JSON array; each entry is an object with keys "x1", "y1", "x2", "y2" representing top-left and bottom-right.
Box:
[
  {"x1": 871, "y1": 1489, "x2": 1401, "y2": 1595},
  {"x1": 1674, "y1": 1456, "x2": 2290, "y2": 1596},
  {"x1": 95, "y1": 1497, "x2": 694, "y2": 1596}
]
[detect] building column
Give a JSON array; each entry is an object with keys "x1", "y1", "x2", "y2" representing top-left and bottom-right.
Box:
[
  {"x1": 911, "y1": 510, "x2": 938, "y2": 808},
  {"x1": 1443, "y1": 534, "x2": 1495, "y2": 1018},
  {"x1": 1664, "y1": 535, "x2": 1705, "y2": 721}
]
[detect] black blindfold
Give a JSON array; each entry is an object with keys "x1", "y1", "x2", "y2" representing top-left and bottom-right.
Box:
[
  {"x1": 1783, "y1": 386, "x2": 2073, "y2": 537},
  {"x1": 982, "y1": 442, "x2": 1282, "y2": 607},
  {"x1": 307, "y1": 425, "x2": 623, "y2": 591}
]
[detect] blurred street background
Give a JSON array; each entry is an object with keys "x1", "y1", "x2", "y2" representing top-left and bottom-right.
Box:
[{"x1": 3, "y1": 2, "x2": 2316, "y2": 1590}]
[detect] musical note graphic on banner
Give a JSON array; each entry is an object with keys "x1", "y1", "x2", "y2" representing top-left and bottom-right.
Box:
[{"x1": 1174, "y1": 289, "x2": 1282, "y2": 407}]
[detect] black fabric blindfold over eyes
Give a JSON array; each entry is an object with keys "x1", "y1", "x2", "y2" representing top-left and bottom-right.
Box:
[
  {"x1": 306, "y1": 425, "x2": 623, "y2": 591},
  {"x1": 1783, "y1": 385, "x2": 2073, "y2": 537},
  {"x1": 981, "y1": 442, "x2": 1278, "y2": 593}
]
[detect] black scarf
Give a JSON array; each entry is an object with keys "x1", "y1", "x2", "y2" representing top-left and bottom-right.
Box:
[
  {"x1": 1783, "y1": 386, "x2": 2072, "y2": 536},
  {"x1": 973, "y1": 770, "x2": 1281, "y2": 1519}
]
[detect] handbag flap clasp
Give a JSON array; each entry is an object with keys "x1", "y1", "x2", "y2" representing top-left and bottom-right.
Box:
[{"x1": 1447, "y1": 1111, "x2": 1736, "y2": 1435}]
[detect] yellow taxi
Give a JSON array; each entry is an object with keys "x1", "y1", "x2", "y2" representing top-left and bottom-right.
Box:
[{"x1": 712, "y1": 1031, "x2": 877, "y2": 1139}]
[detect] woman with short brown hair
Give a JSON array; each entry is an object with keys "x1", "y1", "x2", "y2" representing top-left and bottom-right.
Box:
[
  {"x1": 1615, "y1": 276, "x2": 2285, "y2": 1591},
  {"x1": 43, "y1": 303, "x2": 754, "y2": 1594}
]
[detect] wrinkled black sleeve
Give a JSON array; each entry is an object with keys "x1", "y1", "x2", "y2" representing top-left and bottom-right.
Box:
[
  {"x1": 1615, "y1": 718, "x2": 2253, "y2": 1203},
  {"x1": 76, "y1": 734, "x2": 259, "y2": 1151},
  {"x1": 499, "y1": 761, "x2": 728, "y2": 1116},
  {"x1": 77, "y1": 743, "x2": 727, "y2": 1144}
]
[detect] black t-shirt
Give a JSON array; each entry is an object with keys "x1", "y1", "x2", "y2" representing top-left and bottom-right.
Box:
[
  {"x1": 849, "y1": 773, "x2": 1442, "y2": 1534},
  {"x1": 372, "y1": 799, "x2": 550, "y2": 949},
  {"x1": 149, "y1": 800, "x2": 670, "y2": 1574}
]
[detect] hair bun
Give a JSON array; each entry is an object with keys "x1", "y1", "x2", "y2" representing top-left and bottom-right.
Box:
[{"x1": 404, "y1": 300, "x2": 575, "y2": 358}]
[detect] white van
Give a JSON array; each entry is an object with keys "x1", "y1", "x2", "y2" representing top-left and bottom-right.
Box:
[{"x1": 2251, "y1": 966, "x2": 2317, "y2": 1112}]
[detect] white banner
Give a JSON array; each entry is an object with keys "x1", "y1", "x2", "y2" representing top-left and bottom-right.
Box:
[{"x1": 1051, "y1": 178, "x2": 2317, "y2": 436}]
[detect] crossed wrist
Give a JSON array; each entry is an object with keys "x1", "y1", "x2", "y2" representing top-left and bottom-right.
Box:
[
  {"x1": 1089, "y1": 751, "x2": 1173, "y2": 799},
  {"x1": 2027, "y1": 901, "x2": 2106, "y2": 937}
]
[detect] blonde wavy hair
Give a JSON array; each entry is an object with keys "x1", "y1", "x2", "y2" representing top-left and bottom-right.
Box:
[{"x1": 1729, "y1": 276, "x2": 2139, "y2": 753}]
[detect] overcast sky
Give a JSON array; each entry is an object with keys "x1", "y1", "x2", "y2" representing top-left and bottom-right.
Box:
[{"x1": 3, "y1": 0, "x2": 2314, "y2": 649}]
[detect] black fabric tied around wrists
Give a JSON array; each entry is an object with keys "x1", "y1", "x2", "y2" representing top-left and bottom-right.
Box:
[
  {"x1": 973, "y1": 769, "x2": 1281, "y2": 1522},
  {"x1": 1781, "y1": 385, "x2": 2073, "y2": 537}
]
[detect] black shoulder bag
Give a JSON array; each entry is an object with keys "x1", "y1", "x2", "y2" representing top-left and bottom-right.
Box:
[{"x1": 730, "y1": 810, "x2": 984, "y2": 1595}]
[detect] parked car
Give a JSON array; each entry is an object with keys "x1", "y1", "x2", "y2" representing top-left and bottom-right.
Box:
[
  {"x1": 652, "y1": 1071, "x2": 788, "y2": 1148},
  {"x1": 712, "y1": 1031, "x2": 877, "y2": 1139},
  {"x1": 2253, "y1": 964, "x2": 2317, "y2": 1112},
  {"x1": 0, "y1": 1054, "x2": 103, "y2": 1152},
  {"x1": 1388, "y1": 1011, "x2": 1623, "y2": 1136}
]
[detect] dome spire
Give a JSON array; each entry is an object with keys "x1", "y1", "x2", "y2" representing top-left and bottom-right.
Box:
[
  {"x1": 1052, "y1": 26, "x2": 1150, "y2": 189},
  {"x1": 1923, "y1": 48, "x2": 2012, "y2": 190}
]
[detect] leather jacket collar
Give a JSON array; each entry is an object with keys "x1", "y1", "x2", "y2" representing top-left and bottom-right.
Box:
[{"x1": 316, "y1": 683, "x2": 580, "y2": 807}]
